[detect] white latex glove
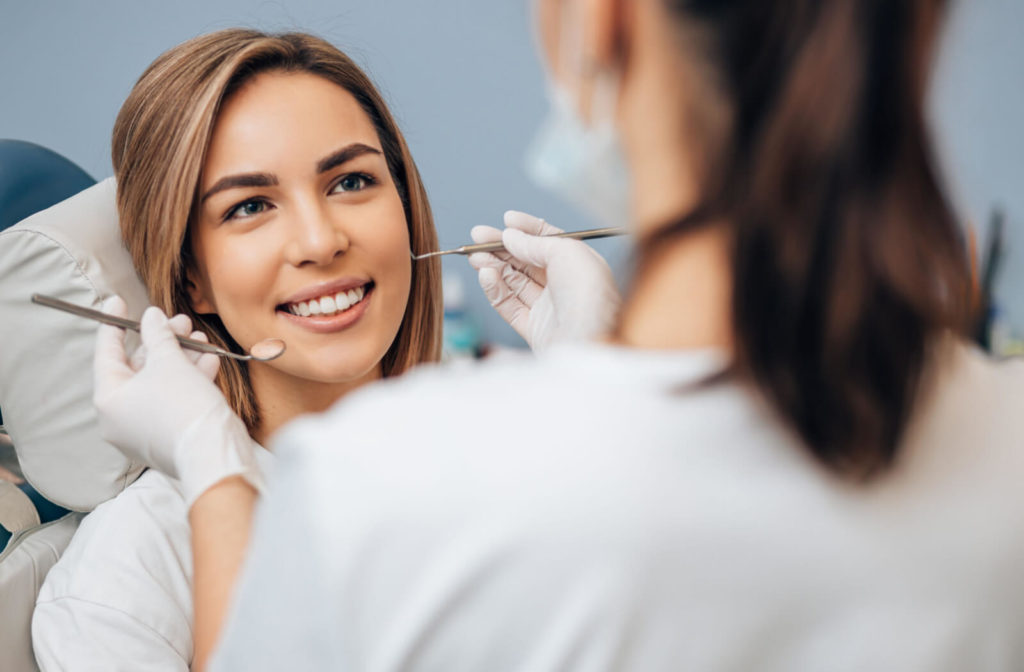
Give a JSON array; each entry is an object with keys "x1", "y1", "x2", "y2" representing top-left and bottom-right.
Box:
[
  {"x1": 93, "y1": 297, "x2": 264, "y2": 506},
  {"x1": 468, "y1": 210, "x2": 622, "y2": 351}
]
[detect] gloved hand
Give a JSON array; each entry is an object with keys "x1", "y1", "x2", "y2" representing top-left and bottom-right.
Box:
[
  {"x1": 93, "y1": 297, "x2": 264, "y2": 506},
  {"x1": 468, "y1": 210, "x2": 622, "y2": 351}
]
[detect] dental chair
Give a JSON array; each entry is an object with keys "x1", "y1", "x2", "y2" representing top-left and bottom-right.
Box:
[
  {"x1": 0, "y1": 141, "x2": 151, "y2": 671},
  {"x1": 0, "y1": 140, "x2": 95, "y2": 232}
]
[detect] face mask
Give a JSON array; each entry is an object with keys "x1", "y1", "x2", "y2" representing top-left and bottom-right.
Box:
[{"x1": 524, "y1": 6, "x2": 631, "y2": 228}]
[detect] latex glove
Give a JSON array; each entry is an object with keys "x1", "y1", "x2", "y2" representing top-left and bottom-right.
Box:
[
  {"x1": 468, "y1": 210, "x2": 622, "y2": 351},
  {"x1": 93, "y1": 297, "x2": 264, "y2": 506}
]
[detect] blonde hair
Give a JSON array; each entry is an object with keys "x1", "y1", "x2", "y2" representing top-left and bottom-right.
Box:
[{"x1": 112, "y1": 29, "x2": 442, "y2": 434}]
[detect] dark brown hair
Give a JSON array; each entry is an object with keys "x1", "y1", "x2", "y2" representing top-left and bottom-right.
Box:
[
  {"x1": 649, "y1": 0, "x2": 969, "y2": 476},
  {"x1": 112, "y1": 30, "x2": 442, "y2": 434}
]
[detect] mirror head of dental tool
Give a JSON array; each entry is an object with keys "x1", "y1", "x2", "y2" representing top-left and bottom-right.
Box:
[
  {"x1": 31, "y1": 294, "x2": 286, "y2": 362},
  {"x1": 411, "y1": 225, "x2": 627, "y2": 260}
]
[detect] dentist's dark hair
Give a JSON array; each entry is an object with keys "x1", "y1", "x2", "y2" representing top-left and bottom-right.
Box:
[{"x1": 648, "y1": 0, "x2": 969, "y2": 477}]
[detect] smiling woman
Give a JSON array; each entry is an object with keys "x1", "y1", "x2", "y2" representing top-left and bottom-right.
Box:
[
  {"x1": 187, "y1": 70, "x2": 424, "y2": 443},
  {"x1": 114, "y1": 30, "x2": 441, "y2": 438},
  {"x1": 30, "y1": 29, "x2": 442, "y2": 671}
]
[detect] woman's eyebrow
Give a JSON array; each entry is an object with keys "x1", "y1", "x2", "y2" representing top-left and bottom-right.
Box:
[
  {"x1": 317, "y1": 143, "x2": 383, "y2": 173},
  {"x1": 201, "y1": 173, "x2": 278, "y2": 204},
  {"x1": 199, "y1": 144, "x2": 381, "y2": 204}
]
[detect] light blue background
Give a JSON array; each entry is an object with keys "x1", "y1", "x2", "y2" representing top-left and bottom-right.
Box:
[{"x1": 1, "y1": 0, "x2": 1021, "y2": 345}]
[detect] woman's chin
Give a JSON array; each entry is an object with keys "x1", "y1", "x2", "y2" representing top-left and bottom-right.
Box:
[{"x1": 264, "y1": 354, "x2": 384, "y2": 389}]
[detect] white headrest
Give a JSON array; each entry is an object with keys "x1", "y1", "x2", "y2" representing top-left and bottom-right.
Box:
[{"x1": 0, "y1": 178, "x2": 149, "y2": 511}]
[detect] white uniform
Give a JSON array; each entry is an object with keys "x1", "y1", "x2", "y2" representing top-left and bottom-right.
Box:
[
  {"x1": 212, "y1": 341, "x2": 1024, "y2": 671},
  {"x1": 32, "y1": 451, "x2": 273, "y2": 671}
]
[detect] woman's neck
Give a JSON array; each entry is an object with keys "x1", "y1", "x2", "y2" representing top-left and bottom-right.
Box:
[{"x1": 248, "y1": 364, "x2": 381, "y2": 446}]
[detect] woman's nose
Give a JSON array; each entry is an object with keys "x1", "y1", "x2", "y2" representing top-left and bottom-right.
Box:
[{"x1": 285, "y1": 201, "x2": 350, "y2": 267}]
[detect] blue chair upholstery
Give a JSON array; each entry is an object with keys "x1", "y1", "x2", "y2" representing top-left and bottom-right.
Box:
[{"x1": 0, "y1": 139, "x2": 95, "y2": 233}]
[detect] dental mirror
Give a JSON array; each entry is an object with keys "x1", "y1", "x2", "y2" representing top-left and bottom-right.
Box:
[
  {"x1": 31, "y1": 294, "x2": 287, "y2": 362},
  {"x1": 246, "y1": 338, "x2": 287, "y2": 362}
]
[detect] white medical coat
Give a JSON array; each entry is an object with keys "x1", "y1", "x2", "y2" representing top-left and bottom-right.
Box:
[
  {"x1": 212, "y1": 340, "x2": 1024, "y2": 671},
  {"x1": 32, "y1": 450, "x2": 273, "y2": 671}
]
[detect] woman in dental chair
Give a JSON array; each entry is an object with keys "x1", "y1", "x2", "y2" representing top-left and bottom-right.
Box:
[{"x1": 29, "y1": 29, "x2": 446, "y2": 670}]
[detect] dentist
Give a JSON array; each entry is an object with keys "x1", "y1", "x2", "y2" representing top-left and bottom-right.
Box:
[{"x1": 95, "y1": 0, "x2": 1024, "y2": 670}]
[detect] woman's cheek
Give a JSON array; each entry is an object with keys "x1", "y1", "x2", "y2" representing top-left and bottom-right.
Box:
[{"x1": 376, "y1": 229, "x2": 413, "y2": 332}]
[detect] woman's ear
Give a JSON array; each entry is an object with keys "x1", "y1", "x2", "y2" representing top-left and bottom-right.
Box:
[{"x1": 186, "y1": 270, "x2": 217, "y2": 315}]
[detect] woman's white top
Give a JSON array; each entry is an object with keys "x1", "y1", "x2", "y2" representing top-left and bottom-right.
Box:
[
  {"x1": 211, "y1": 341, "x2": 1024, "y2": 672},
  {"x1": 32, "y1": 451, "x2": 273, "y2": 671}
]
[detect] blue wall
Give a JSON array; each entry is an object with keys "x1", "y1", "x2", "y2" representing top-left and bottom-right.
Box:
[
  {"x1": 1, "y1": 0, "x2": 1021, "y2": 344},
  {"x1": 930, "y1": 0, "x2": 1024, "y2": 332}
]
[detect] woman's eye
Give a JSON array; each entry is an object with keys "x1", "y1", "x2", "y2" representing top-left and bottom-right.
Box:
[
  {"x1": 333, "y1": 174, "x2": 373, "y2": 193},
  {"x1": 225, "y1": 199, "x2": 268, "y2": 221}
]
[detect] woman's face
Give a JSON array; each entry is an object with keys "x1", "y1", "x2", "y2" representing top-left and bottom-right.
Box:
[{"x1": 190, "y1": 71, "x2": 412, "y2": 387}]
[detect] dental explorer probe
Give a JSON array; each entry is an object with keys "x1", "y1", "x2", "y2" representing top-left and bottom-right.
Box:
[
  {"x1": 31, "y1": 294, "x2": 286, "y2": 362},
  {"x1": 410, "y1": 226, "x2": 628, "y2": 261}
]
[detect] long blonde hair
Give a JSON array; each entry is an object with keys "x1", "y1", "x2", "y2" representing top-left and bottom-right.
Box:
[{"x1": 112, "y1": 29, "x2": 442, "y2": 433}]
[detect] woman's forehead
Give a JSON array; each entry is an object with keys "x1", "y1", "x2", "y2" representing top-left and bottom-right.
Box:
[{"x1": 204, "y1": 71, "x2": 382, "y2": 177}]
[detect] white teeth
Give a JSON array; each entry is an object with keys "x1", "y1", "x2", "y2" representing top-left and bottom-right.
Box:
[{"x1": 285, "y1": 284, "x2": 368, "y2": 317}]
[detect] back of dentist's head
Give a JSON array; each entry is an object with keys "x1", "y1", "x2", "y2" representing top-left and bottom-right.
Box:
[{"x1": 644, "y1": 0, "x2": 970, "y2": 478}]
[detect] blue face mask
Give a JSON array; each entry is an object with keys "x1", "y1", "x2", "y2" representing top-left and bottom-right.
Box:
[{"x1": 524, "y1": 13, "x2": 631, "y2": 228}]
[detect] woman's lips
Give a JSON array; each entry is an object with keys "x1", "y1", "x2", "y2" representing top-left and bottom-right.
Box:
[
  {"x1": 279, "y1": 276, "x2": 370, "y2": 306},
  {"x1": 276, "y1": 283, "x2": 373, "y2": 334}
]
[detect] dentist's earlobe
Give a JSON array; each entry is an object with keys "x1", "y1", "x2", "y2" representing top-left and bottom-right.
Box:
[{"x1": 582, "y1": 0, "x2": 625, "y2": 71}]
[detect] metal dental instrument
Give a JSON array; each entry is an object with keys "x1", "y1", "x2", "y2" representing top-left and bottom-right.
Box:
[
  {"x1": 31, "y1": 294, "x2": 286, "y2": 362},
  {"x1": 411, "y1": 226, "x2": 628, "y2": 261}
]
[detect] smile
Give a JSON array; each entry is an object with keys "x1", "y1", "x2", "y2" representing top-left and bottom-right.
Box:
[{"x1": 283, "y1": 283, "x2": 370, "y2": 317}]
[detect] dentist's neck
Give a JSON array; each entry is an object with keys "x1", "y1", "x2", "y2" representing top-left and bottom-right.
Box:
[{"x1": 613, "y1": 0, "x2": 733, "y2": 352}]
